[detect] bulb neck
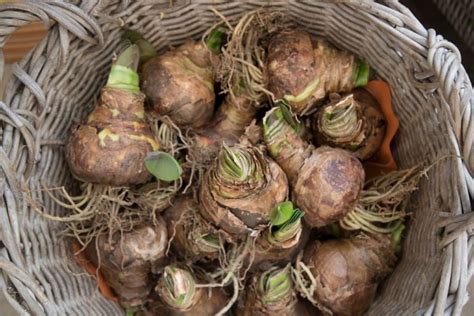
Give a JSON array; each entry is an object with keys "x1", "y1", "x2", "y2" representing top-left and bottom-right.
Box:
[{"x1": 106, "y1": 45, "x2": 140, "y2": 93}]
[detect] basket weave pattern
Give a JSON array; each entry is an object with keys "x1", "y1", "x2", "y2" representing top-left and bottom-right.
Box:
[
  {"x1": 432, "y1": 0, "x2": 474, "y2": 53},
  {"x1": 0, "y1": 1, "x2": 472, "y2": 315}
]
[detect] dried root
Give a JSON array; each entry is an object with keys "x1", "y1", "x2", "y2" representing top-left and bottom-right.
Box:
[
  {"x1": 147, "y1": 115, "x2": 190, "y2": 157},
  {"x1": 30, "y1": 181, "x2": 179, "y2": 249},
  {"x1": 340, "y1": 165, "x2": 424, "y2": 234},
  {"x1": 130, "y1": 181, "x2": 180, "y2": 215},
  {"x1": 291, "y1": 252, "x2": 318, "y2": 306},
  {"x1": 195, "y1": 234, "x2": 258, "y2": 316},
  {"x1": 147, "y1": 114, "x2": 199, "y2": 193},
  {"x1": 216, "y1": 9, "x2": 292, "y2": 104}
]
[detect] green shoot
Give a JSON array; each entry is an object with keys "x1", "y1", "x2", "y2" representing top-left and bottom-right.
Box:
[
  {"x1": 391, "y1": 221, "x2": 405, "y2": 253},
  {"x1": 106, "y1": 45, "x2": 140, "y2": 93},
  {"x1": 270, "y1": 201, "x2": 295, "y2": 226},
  {"x1": 269, "y1": 201, "x2": 304, "y2": 244},
  {"x1": 223, "y1": 146, "x2": 244, "y2": 178},
  {"x1": 354, "y1": 59, "x2": 369, "y2": 87},
  {"x1": 279, "y1": 101, "x2": 304, "y2": 135},
  {"x1": 262, "y1": 107, "x2": 284, "y2": 139},
  {"x1": 125, "y1": 30, "x2": 157, "y2": 64},
  {"x1": 259, "y1": 265, "x2": 292, "y2": 305},
  {"x1": 115, "y1": 44, "x2": 140, "y2": 70},
  {"x1": 205, "y1": 25, "x2": 225, "y2": 54},
  {"x1": 219, "y1": 145, "x2": 255, "y2": 181},
  {"x1": 196, "y1": 233, "x2": 221, "y2": 253},
  {"x1": 320, "y1": 95, "x2": 361, "y2": 141},
  {"x1": 161, "y1": 266, "x2": 196, "y2": 309}
]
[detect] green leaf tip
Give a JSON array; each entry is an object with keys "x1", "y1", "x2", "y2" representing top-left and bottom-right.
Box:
[
  {"x1": 205, "y1": 25, "x2": 225, "y2": 54},
  {"x1": 354, "y1": 59, "x2": 369, "y2": 87},
  {"x1": 270, "y1": 201, "x2": 295, "y2": 226},
  {"x1": 218, "y1": 145, "x2": 255, "y2": 182},
  {"x1": 269, "y1": 201, "x2": 304, "y2": 244},
  {"x1": 222, "y1": 145, "x2": 244, "y2": 178},
  {"x1": 124, "y1": 29, "x2": 142, "y2": 43},
  {"x1": 262, "y1": 107, "x2": 283, "y2": 135},
  {"x1": 278, "y1": 101, "x2": 304, "y2": 134},
  {"x1": 124, "y1": 29, "x2": 157, "y2": 64},
  {"x1": 145, "y1": 151, "x2": 182, "y2": 182},
  {"x1": 391, "y1": 221, "x2": 405, "y2": 252},
  {"x1": 116, "y1": 45, "x2": 140, "y2": 71}
]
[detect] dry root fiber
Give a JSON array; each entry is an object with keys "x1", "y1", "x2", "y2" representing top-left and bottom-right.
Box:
[
  {"x1": 217, "y1": 9, "x2": 291, "y2": 105},
  {"x1": 31, "y1": 180, "x2": 178, "y2": 248},
  {"x1": 340, "y1": 165, "x2": 424, "y2": 234},
  {"x1": 146, "y1": 114, "x2": 199, "y2": 193}
]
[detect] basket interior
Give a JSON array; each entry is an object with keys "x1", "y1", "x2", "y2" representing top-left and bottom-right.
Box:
[{"x1": 6, "y1": 1, "x2": 465, "y2": 315}]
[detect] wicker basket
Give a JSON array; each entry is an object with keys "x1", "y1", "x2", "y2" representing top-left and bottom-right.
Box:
[
  {"x1": 432, "y1": 0, "x2": 474, "y2": 53},
  {"x1": 0, "y1": 1, "x2": 472, "y2": 315}
]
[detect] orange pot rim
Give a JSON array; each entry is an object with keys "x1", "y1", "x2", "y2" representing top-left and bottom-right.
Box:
[
  {"x1": 362, "y1": 80, "x2": 399, "y2": 179},
  {"x1": 72, "y1": 240, "x2": 118, "y2": 302}
]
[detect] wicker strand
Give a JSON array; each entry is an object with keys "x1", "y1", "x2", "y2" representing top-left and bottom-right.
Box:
[{"x1": 0, "y1": 1, "x2": 472, "y2": 315}]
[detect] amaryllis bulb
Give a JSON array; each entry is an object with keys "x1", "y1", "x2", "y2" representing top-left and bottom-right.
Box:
[
  {"x1": 199, "y1": 144, "x2": 288, "y2": 240},
  {"x1": 314, "y1": 90, "x2": 386, "y2": 160},
  {"x1": 157, "y1": 265, "x2": 197, "y2": 311},
  {"x1": 319, "y1": 95, "x2": 363, "y2": 143},
  {"x1": 300, "y1": 233, "x2": 396, "y2": 315},
  {"x1": 66, "y1": 45, "x2": 158, "y2": 186},
  {"x1": 84, "y1": 220, "x2": 168, "y2": 308},
  {"x1": 263, "y1": 105, "x2": 365, "y2": 228},
  {"x1": 267, "y1": 28, "x2": 369, "y2": 115},
  {"x1": 141, "y1": 40, "x2": 217, "y2": 128}
]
